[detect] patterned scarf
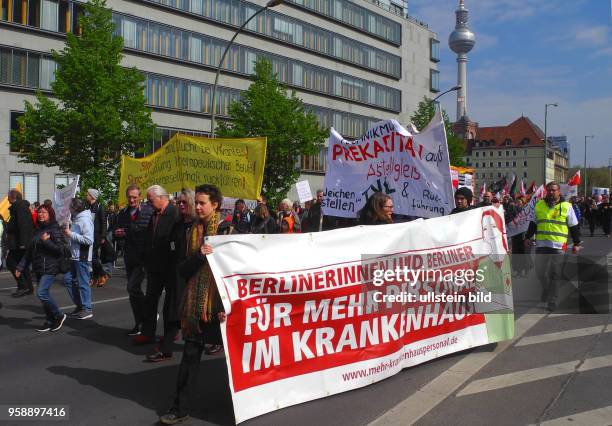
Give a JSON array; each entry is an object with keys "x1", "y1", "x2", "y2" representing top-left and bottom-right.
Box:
[{"x1": 181, "y1": 212, "x2": 220, "y2": 337}]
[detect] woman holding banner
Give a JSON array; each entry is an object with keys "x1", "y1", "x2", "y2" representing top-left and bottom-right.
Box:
[{"x1": 160, "y1": 184, "x2": 226, "y2": 425}]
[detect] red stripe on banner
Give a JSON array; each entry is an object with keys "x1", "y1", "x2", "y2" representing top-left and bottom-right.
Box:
[{"x1": 226, "y1": 283, "x2": 486, "y2": 392}]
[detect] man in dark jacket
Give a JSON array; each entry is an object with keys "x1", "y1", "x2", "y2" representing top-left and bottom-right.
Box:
[
  {"x1": 231, "y1": 199, "x2": 252, "y2": 234},
  {"x1": 86, "y1": 188, "x2": 108, "y2": 286},
  {"x1": 450, "y1": 187, "x2": 476, "y2": 215},
  {"x1": 306, "y1": 190, "x2": 335, "y2": 232},
  {"x1": 114, "y1": 184, "x2": 154, "y2": 336},
  {"x1": 134, "y1": 185, "x2": 180, "y2": 345},
  {"x1": 5, "y1": 189, "x2": 34, "y2": 297}
]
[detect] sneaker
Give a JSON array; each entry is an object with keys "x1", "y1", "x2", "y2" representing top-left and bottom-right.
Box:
[
  {"x1": 204, "y1": 344, "x2": 223, "y2": 355},
  {"x1": 159, "y1": 409, "x2": 189, "y2": 425},
  {"x1": 75, "y1": 310, "x2": 93, "y2": 320},
  {"x1": 126, "y1": 324, "x2": 142, "y2": 336},
  {"x1": 146, "y1": 351, "x2": 172, "y2": 362},
  {"x1": 36, "y1": 323, "x2": 52, "y2": 332},
  {"x1": 12, "y1": 289, "x2": 33, "y2": 298},
  {"x1": 67, "y1": 308, "x2": 83, "y2": 318},
  {"x1": 50, "y1": 314, "x2": 67, "y2": 332}
]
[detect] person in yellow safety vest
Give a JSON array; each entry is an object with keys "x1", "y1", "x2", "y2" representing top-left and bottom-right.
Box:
[{"x1": 524, "y1": 182, "x2": 582, "y2": 312}]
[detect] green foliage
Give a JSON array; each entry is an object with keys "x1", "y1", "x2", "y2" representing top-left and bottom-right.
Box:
[
  {"x1": 409, "y1": 96, "x2": 465, "y2": 167},
  {"x1": 10, "y1": 0, "x2": 155, "y2": 202},
  {"x1": 217, "y1": 59, "x2": 326, "y2": 207}
]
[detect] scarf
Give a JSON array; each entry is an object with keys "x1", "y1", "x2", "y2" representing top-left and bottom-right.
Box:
[{"x1": 181, "y1": 212, "x2": 220, "y2": 337}]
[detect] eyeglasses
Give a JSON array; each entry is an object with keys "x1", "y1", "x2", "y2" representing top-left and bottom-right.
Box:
[
  {"x1": 178, "y1": 200, "x2": 188, "y2": 205},
  {"x1": 383, "y1": 204, "x2": 394, "y2": 209}
]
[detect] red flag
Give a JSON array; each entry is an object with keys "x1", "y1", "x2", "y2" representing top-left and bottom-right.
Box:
[
  {"x1": 526, "y1": 181, "x2": 536, "y2": 195},
  {"x1": 567, "y1": 170, "x2": 581, "y2": 186}
]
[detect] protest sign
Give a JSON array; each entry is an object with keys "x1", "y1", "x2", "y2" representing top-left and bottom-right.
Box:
[
  {"x1": 295, "y1": 180, "x2": 313, "y2": 203},
  {"x1": 207, "y1": 206, "x2": 514, "y2": 423},
  {"x1": 506, "y1": 185, "x2": 545, "y2": 237},
  {"x1": 221, "y1": 197, "x2": 258, "y2": 211},
  {"x1": 53, "y1": 177, "x2": 79, "y2": 225},
  {"x1": 118, "y1": 134, "x2": 266, "y2": 206},
  {"x1": 450, "y1": 166, "x2": 474, "y2": 193},
  {"x1": 560, "y1": 184, "x2": 577, "y2": 199},
  {"x1": 592, "y1": 187, "x2": 609, "y2": 196},
  {"x1": 322, "y1": 110, "x2": 454, "y2": 218}
]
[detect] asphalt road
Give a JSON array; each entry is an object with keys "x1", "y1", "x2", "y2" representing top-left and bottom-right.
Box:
[{"x1": 0, "y1": 229, "x2": 610, "y2": 426}]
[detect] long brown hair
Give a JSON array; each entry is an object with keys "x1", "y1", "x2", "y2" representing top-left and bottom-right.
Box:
[{"x1": 359, "y1": 192, "x2": 392, "y2": 224}]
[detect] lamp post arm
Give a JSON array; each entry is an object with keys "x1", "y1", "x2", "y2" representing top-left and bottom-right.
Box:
[{"x1": 210, "y1": 6, "x2": 269, "y2": 138}]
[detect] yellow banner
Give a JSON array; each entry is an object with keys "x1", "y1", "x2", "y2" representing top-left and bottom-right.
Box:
[
  {"x1": 118, "y1": 134, "x2": 267, "y2": 206},
  {"x1": 0, "y1": 182, "x2": 22, "y2": 221}
]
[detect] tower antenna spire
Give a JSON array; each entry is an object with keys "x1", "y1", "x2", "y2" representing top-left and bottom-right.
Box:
[{"x1": 449, "y1": 0, "x2": 475, "y2": 121}]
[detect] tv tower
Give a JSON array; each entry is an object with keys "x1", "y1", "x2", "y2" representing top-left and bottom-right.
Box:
[{"x1": 449, "y1": 0, "x2": 475, "y2": 121}]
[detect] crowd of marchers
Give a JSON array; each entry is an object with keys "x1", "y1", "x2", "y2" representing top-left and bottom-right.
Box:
[{"x1": 0, "y1": 181, "x2": 610, "y2": 424}]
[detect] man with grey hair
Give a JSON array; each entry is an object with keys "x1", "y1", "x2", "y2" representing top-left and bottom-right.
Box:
[
  {"x1": 115, "y1": 184, "x2": 154, "y2": 336},
  {"x1": 134, "y1": 185, "x2": 181, "y2": 345}
]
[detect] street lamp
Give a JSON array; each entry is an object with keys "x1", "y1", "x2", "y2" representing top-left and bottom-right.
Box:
[
  {"x1": 583, "y1": 135, "x2": 594, "y2": 196},
  {"x1": 543, "y1": 103, "x2": 558, "y2": 185},
  {"x1": 433, "y1": 85, "x2": 462, "y2": 103},
  {"x1": 210, "y1": 0, "x2": 284, "y2": 138}
]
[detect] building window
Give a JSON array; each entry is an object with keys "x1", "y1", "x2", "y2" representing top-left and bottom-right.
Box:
[
  {"x1": 521, "y1": 138, "x2": 530, "y2": 145},
  {"x1": 497, "y1": 161, "x2": 502, "y2": 167},
  {"x1": 498, "y1": 151, "x2": 502, "y2": 157},
  {"x1": 300, "y1": 147, "x2": 327, "y2": 173},
  {"x1": 512, "y1": 161, "x2": 516, "y2": 167},
  {"x1": 475, "y1": 162, "x2": 479, "y2": 168},
  {"x1": 9, "y1": 173, "x2": 39, "y2": 203},
  {"x1": 475, "y1": 152, "x2": 479, "y2": 157},
  {"x1": 504, "y1": 139, "x2": 511, "y2": 146},
  {"x1": 489, "y1": 162, "x2": 493, "y2": 167},
  {"x1": 523, "y1": 171, "x2": 528, "y2": 178},
  {"x1": 430, "y1": 38, "x2": 440, "y2": 62},
  {"x1": 490, "y1": 152, "x2": 494, "y2": 157},
  {"x1": 513, "y1": 150, "x2": 516, "y2": 156},
  {"x1": 505, "y1": 161, "x2": 509, "y2": 167},
  {"x1": 523, "y1": 160, "x2": 528, "y2": 166},
  {"x1": 9, "y1": 110, "x2": 24, "y2": 153},
  {"x1": 430, "y1": 69, "x2": 440, "y2": 92},
  {"x1": 506, "y1": 150, "x2": 510, "y2": 156},
  {"x1": 54, "y1": 174, "x2": 77, "y2": 189}
]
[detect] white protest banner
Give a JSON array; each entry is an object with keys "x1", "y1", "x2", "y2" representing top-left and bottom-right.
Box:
[
  {"x1": 322, "y1": 110, "x2": 454, "y2": 218},
  {"x1": 207, "y1": 206, "x2": 514, "y2": 423},
  {"x1": 53, "y1": 176, "x2": 79, "y2": 225},
  {"x1": 506, "y1": 185, "x2": 545, "y2": 237},
  {"x1": 592, "y1": 187, "x2": 609, "y2": 196},
  {"x1": 559, "y1": 184, "x2": 577, "y2": 199},
  {"x1": 295, "y1": 180, "x2": 313, "y2": 203},
  {"x1": 221, "y1": 197, "x2": 257, "y2": 211}
]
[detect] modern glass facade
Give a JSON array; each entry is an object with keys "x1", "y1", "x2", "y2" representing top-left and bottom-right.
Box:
[
  {"x1": 113, "y1": 12, "x2": 401, "y2": 112},
  {"x1": 143, "y1": 0, "x2": 401, "y2": 77}
]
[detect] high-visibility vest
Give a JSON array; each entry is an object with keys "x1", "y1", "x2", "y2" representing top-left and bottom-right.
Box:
[{"x1": 534, "y1": 199, "x2": 571, "y2": 246}]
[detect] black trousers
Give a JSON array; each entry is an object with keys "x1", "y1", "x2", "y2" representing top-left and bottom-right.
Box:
[
  {"x1": 535, "y1": 247, "x2": 565, "y2": 306},
  {"x1": 91, "y1": 240, "x2": 105, "y2": 279},
  {"x1": 6, "y1": 249, "x2": 32, "y2": 291},
  {"x1": 142, "y1": 269, "x2": 175, "y2": 338},
  {"x1": 172, "y1": 322, "x2": 222, "y2": 416},
  {"x1": 125, "y1": 255, "x2": 146, "y2": 326}
]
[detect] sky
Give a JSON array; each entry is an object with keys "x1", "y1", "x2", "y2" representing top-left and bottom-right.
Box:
[{"x1": 409, "y1": 0, "x2": 612, "y2": 167}]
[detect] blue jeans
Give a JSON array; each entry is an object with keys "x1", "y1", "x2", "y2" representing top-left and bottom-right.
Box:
[
  {"x1": 63, "y1": 260, "x2": 92, "y2": 311},
  {"x1": 37, "y1": 274, "x2": 62, "y2": 321}
]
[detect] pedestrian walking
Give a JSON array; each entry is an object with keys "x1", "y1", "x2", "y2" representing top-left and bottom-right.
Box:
[
  {"x1": 5, "y1": 189, "x2": 34, "y2": 297},
  {"x1": 63, "y1": 198, "x2": 95, "y2": 320},
  {"x1": 135, "y1": 185, "x2": 180, "y2": 346},
  {"x1": 159, "y1": 184, "x2": 226, "y2": 425},
  {"x1": 114, "y1": 184, "x2": 154, "y2": 336},
  {"x1": 85, "y1": 189, "x2": 109, "y2": 287},
  {"x1": 524, "y1": 182, "x2": 582, "y2": 311},
  {"x1": 15, "y1": 205, "x2": 67, "y2": 332}
]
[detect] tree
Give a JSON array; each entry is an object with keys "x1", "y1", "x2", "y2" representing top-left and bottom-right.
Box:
[
  {"x1": 409, "y1": 96, "x2": 465, "y2": 167},
  {"x1": 11, "y1": 0, "x2": 155, "y2": 203},
  {"x1": 217, "y1": 58, "x2": 326, "y2": 207}
]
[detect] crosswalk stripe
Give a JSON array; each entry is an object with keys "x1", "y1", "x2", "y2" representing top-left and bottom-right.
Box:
[
  {"x1": 538, "y1": 405, "x2": 612, "y2": 425},
  {"x1": 369, "y1": 311, "x2": 546, "y2": 426},
  {"x1": 457, "y1": 354, "x2": 612, "y2": 397},
  {"x1": 516, "y1": 325, "x2": 608, "y2": 346}
]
